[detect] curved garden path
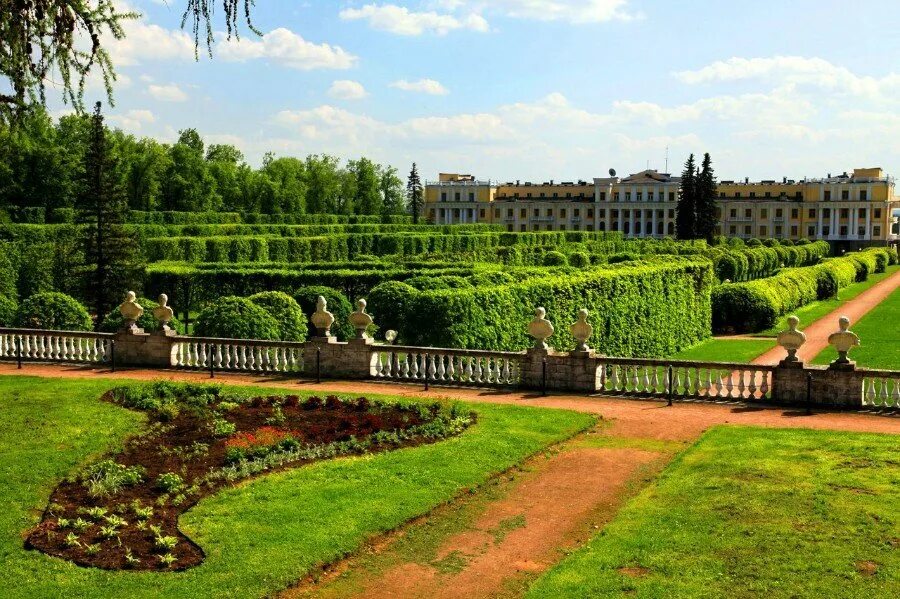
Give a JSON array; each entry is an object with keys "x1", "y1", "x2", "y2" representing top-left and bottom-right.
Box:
[
  {"x1": 752, "y1": 266, "x2": 900, "y2": 365},
  {"x1": 1, "y1": 364, "x2": 898, "y2": 598}
]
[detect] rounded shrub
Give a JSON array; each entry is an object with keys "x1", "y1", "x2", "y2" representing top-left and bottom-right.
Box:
[
  {"x1": 293, "y1": 286, "x2": 353, "y2": 340},
  {"x1": 0, "y1": 295, "x2": 17, "y2": 326},
  {"x1": 248, "y1": 291, "x2": 307, "y2": 341},
  {"x1": 711, "y1": 285, "x2": 777, "y2": 333},
  {"x1": 568, "y1": 252, "x2": 590, "y2": 267},
  {"x1": 368, "y1": 281, "x2": 418, "y2": 343},
  {"x1": 193, "y1": 296, "x2": 279, "y2": 341},
  {"x1": 542, "y1": 251, "x2": 568, "y2": 266},
  {"x1": 16, "y1": 292, "x2": 92, "y2": 331},
  {"x1": 98, "y1": 296, "x2": 185, "y2": 334}
]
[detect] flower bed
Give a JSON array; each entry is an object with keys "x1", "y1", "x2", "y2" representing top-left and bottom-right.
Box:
[{"x1": 25, "y1": 383, "x2": 473, "y2": 571}]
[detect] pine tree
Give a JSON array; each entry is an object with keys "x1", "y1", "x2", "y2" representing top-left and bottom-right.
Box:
[
  {"x1": 406, "y1": 163, "x2": 424, "y2": 224},
  {"x1": 695, "y1": 152, "x2": 719, "y2": 243},
  {"x1": 676, "y1": 154, "x2": 697, "y2": 240},
  {"x1": 79, "y1": 102, "x2": 143, "y2": 327}
]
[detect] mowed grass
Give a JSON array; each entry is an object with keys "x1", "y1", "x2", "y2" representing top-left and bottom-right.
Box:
[
  {"x1": 813, "y1": 286, "x2": 900, "y2": 369},
  {"x1": 762, "y1": 265, "x2": 900, "y2": 337},
  {"x1": 528, "y1": 426, "x2": 900, "y2": 599},
  {"x1": 670, "y1": 337, "x2": 774, "y2": 363},
  {"x1": 0, "y1": 375, "x2": 593, "y2": 599}
]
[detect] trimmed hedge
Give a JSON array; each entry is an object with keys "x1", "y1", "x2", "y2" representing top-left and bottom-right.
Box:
[
  {"x1": 248, "y1": 291, "x2": 307, "y2": 342},
  {"x1": 193, "y1": 297, "x2": 280, "y2": 340},
  {"x1": 368, "y1": 258, "x2": 714, "y2": 356},
  {"x1": 711, "y1": 249, "x2": 887, "y2": 333},
  {"x1": 16, "y1": 292, "x2": 92, "y2": 331}
]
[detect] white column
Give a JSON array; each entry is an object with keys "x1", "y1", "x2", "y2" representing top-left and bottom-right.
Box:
[
  {"x1": 651, "y1": 210, "x2": 657, "y2": 238},
  {"x1": 831, "y1": 207, "x2": 838, "y2": 239},
  {"x1": 851, "y1": 207, "x2": 858, "y2": 238},
  {"x1": 865, "y1": 206, "x2": 872, "y2": 240},
  {"x1": 817, "y1": 206, "x2": 823, "y2": 239},
  {"x1": 630, "y1": 210, "x2": 636, "y2": 238}
]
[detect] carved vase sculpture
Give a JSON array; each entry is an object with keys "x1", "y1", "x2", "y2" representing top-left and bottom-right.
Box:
[
  {"x1": 152, "y1": 294, "x2": 176, "y2": 334},
  {"x1": 827, "y1": 316, "x2": 860, "y2": 367},
  {"x1": 349, "y1": 299, "x2": 374, "y2": 341},
  {"x1": 776, "y1": 315, "x2": 806, "y2": 363},
  {"x1": 528, "y1": 307, "x2": 555, "y2": 350},
  {"x1": 310, "y1": 295, "x2": 336, "y2": 339},
  {"x1": 570, "y1": 308, "x2": 593, "y2": 354},
  {"x1": 118, "y1": 291, "x2": 144, "y2": 331}
]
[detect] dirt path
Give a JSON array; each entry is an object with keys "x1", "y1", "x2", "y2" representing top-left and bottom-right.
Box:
[
  {"x1": 752, "y1": 266, "x2": 900, "y2": 365},
  {"x1": 2, "y1": 364, "x2": 898, "y2": 598}
]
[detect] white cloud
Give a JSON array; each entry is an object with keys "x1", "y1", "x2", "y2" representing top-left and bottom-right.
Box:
[
  {"x1": 217, "y1": 28, "x2": 357, "y2": 70},
  {"x1": 339, "y1": 4, "x2": 489, "y2": 35},
  {"x1": 104, "y1": 19, "x2": 196, "y2": 66},
  {"x1": 453, "y1": 0, "x2": 640, "y2": 23},
  {"x1": 148, "y1": 83, "x2": 188, "y2": 102},
  {"x1": 390, "y1": 78, "x2": 449, "y2": 95},
  {"x1": 108, "y1": 109, "x2": 156, "y2": 130},
  {"x1": 674, "y1": 56, "x2": 900, "y2": 102},
  {"x1": 328, "y1": 80, "x2": 369, "y2": 100}
]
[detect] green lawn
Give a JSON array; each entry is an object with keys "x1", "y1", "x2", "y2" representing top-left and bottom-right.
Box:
[
  {"x1": 761, "y1": 265, "x2": 900, "y2": 337},
  {"x1": 527, "y1": 426, "x2": 900, "y2": 598},
  {"x1": 0, "y1": 375, "x2": 593, "y2": 599},
  {"x1": 813, "y1": 286, "x2": 900, "y2": 369},
  {"x1": 670, "y1": 337, "x2": 774, "y2": 363}
]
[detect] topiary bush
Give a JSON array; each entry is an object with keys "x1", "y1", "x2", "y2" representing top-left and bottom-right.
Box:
[
  {"x1": 193, "y1": 297, "x2": 279, "y2": 340},
  {"x1": 367, "y1": 280, "x2": 418, "y2": 342},
  {"x1": 98, "y1": 296, "x2": 185, "y2": 334},
  {"x1": 542, "y1": 251, "x2": 568, "y2": 266},
  {"x1": 568, "y1": 252, "x2": 590, "y2": 267},
  {"x1": 0, "y1": 295, "x2": 17, "y2": 326},
  {"x1": 248, "y1": 291, "x2": 307, "y2": 341},
  {"x1": 292, "y1": 286, "x2": 354, "y2": 340},
  {"x1": 16, "y1": 292, "x2": 92, "y2": 331}
]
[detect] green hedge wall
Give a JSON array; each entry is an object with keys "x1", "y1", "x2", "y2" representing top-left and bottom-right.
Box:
[
  {"x1": 711, "y1": 248, "x2": 890, "y2": 333},
  {"x1": 368, "y1": 258, "x2": 714, "y2": 356}
]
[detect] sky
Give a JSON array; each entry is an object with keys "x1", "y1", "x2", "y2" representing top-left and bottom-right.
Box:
[{"x1": 46, "y1": 0, "x2": 900, "y2": 183}]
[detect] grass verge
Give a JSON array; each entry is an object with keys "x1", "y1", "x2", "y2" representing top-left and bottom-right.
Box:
[
  {"x1": 812, "y1": 286, "x2": 900, "y2": 369},
  {"x1": 761, "y1": 265, "x2": 900, "y2": 337},
  {"x1": 0, "y1": 375, "x2": 593, "y2": 599},
  {"x1": 670, "y1": 337, "x2": 774, "y2": 363},
  {"x1": 527, "y1": 426, "x2": 900, "y2": 598}
]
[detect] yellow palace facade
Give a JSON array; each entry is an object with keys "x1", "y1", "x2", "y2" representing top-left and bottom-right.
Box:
[{"x1": 425, "y1": 168, "x2": 900, "y2": 248}]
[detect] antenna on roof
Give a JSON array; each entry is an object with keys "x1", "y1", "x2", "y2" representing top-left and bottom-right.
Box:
[
  {"x1": 609, "y1": 168, "x2": 617, "y2": 177},
  {"x1": 665, "y1": 146, "x2": 669, "y2": 174}
]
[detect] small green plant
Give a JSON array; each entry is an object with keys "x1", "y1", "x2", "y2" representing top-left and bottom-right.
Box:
[
  {"x1": 103, "y1": 514, "x2": 127, "y2": 528},
  {"x1": 85, "y1": 543, "x2": 101, "y2": 556},
  {"x1": 133, "y1": 505, "x2": 153, "y2": 520},
  {"x1": 124, "y1": 549, "x2": 140, "y2": 567},
  {"x1": 154, "y1": 534, "x2": 178, "y2": 551},
  {"x1": 82, "y1": 460, "x2": 145, "y2": 497},
  {"x1": 135, "y1": 519, "x2": 148, "y2": 531},
  {"x1": 64, "y1": 532, "x2": 81, "y2": 548},
  {"x1": 99, "y1": 525, "x2": 119, "y2": 539},
  {"x1": 265, "y1": 403, "x2": 286, "y2": 426},
  {"x1": 72, "y1": 517, "x2": 91, "y2": 532},
  {"x1": 159, "y1": 552, "x2": 177, "y2": 567},
  {"x1": 156, "y1": 472, "x2": 185, "y2": 493},
  {"x1": 210, "y1": 417, "x2": 236, "y2": 437},
  {"x1": 80, "y1": 506, "x2": 107, "y2": 520},
  {"x1": 56, "y1": 517, "x2": 71, "y2": 529}
]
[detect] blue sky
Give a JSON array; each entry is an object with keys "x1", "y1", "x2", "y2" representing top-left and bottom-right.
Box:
[{"x1": 56, "y1": 1, "x2": 900, "y2": 182}]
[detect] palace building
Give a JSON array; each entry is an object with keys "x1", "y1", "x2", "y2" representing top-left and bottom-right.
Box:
[{"x1": 425, "y1": 168, "x2": 900, "y2": 250}]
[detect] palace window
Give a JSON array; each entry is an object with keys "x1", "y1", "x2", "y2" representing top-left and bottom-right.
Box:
[
  {"x1": 808, "y1": 225, "x2": 816, "y2": 237},
  {"x1": 824, "y1": 190, "x2": 831, "y2": 201},
  {"x1": 860, "y1": 190, "x2": 868, "y2": 200},
  {"x1": 842, "y1": 190, "x2": 849, "y2": 200}
]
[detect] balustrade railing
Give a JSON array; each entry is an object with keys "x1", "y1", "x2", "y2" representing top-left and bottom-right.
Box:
[
  {"x1": 0, "y1": 328, "x2": 112, "y2": 364},
  {"x1": 860, "y1": 369, "x2": 900, "y2": 408},
  {"x1": 172, "y1": 337, "x2": 305, "y2": 374},
  {"x1": 372, "y1": 346, "x2": 523, "y2": 387},
  {"x1": 597, "y1": 358, "x2": 774, "y2": 401}
]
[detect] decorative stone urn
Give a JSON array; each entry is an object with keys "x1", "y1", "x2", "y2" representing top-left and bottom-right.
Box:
[
  {"x1": 348, "y1": 299, "x2": 374, "y2": 341},
  {"x1": 776, "y1": 315, "x2": 806, "y2": 363},
  {"x1": 570, "y1": 308, "x2": 593, "y2": 354},
  {"x1": 827, "y1": 316, "x2": 860, "y2": 367},
  {"x1": 152, "y1": 293, "x2": 176, "y2": 333},
  {"x1": 528, "y1": 307, "x2": 554, "y2": 350},
  {"x1": 310, "y1": 295, "x2": 335, "y2": 338},
  {"x1": 118, "y1": 291, "x2": 144, "y2": 331}
]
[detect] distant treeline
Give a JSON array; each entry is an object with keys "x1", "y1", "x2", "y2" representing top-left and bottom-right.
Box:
[{"x1": 0, "y1": 107, "x2": 407, "y2": 221}]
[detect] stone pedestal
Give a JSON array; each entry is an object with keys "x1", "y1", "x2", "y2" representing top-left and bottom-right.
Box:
[
  {"x1": 770, "y1": 362, "x2": 865, "y2": 408},
  {"x1": 302, "y1": 338, "x2": 377, "y2": 379},
  {"x1": 521, "y1": 347, "x2": 600, "y2": 392},
  {"x1": 113, "y1": 328, "x2": 177, "y2": 367}
]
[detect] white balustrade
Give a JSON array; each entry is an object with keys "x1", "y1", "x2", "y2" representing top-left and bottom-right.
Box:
[
  {"x1": 860, "y1": 372, "x2": 900, "y2": 408},
  {"x1": 0, "y1": 329, "x2": 111, "y2": 364},
  {"x1": 597, "y1": 359, "x2": 773, "y2": 401},
  {"x1": 372, "y1": 347, "x2": 522, "y2": 387},
  {"x1": 171, "y1": 338, "x2": 305, "y2": 374}
]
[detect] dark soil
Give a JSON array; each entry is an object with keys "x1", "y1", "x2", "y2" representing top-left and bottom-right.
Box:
[{"x1": 26, "y1": 391, "x2": 466, "y2": 571}]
